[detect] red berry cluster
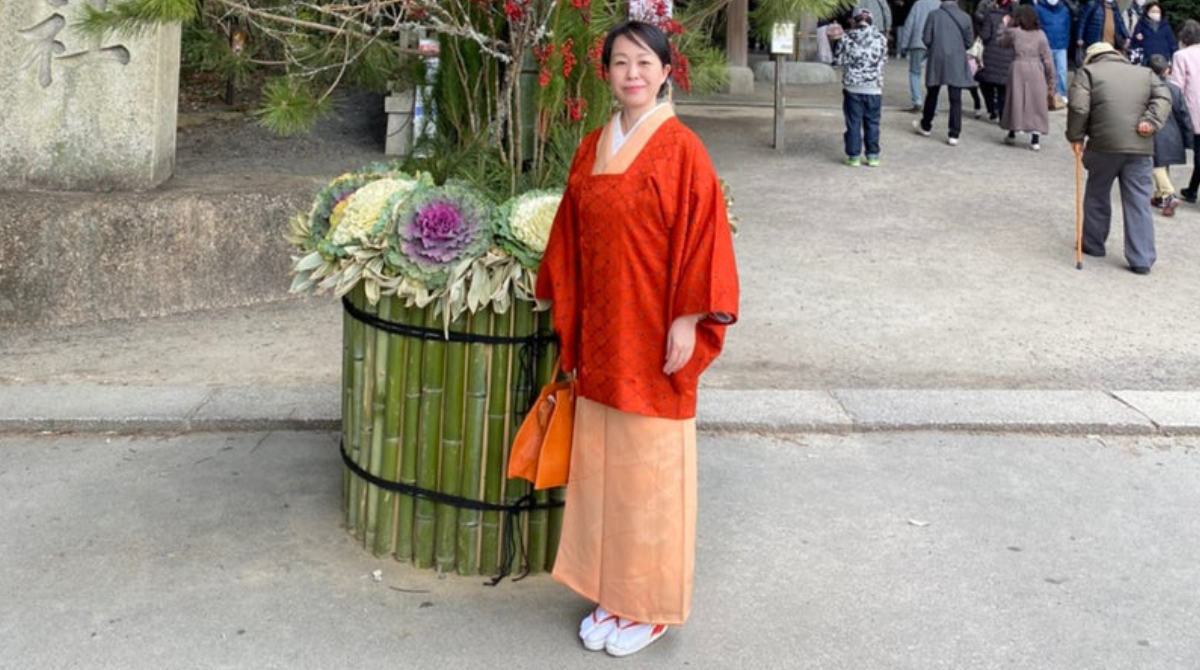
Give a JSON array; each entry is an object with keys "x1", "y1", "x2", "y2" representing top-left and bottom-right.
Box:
[
  {"x1": 565, "y1": 96, "x2": 588, "y2": 122},
  {"x1": 560, "y1": 38, "x2": 577, "y2": 79},
  {"x1": 504, "y1": 0, "x2": 526, "y2": 21}
]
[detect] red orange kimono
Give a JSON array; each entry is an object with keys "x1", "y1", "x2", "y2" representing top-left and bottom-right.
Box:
[
  {"x1": 536, "y1": 105, "x2": 739, "y2": 626},
  {"x1": 535, "y1": 105, "x2": 740, "y2": 420}
]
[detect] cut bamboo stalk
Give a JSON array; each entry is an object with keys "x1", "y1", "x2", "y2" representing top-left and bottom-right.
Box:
[
  {"x1": 435, "y1": 314, "x2": 468, "y2": 573},
  {"x1": 347, "y1": 286, "x2": 367, "y2": 538},
  {"x1": 502, "y1": 298, "x2": 536, "y2": 575},
  {"x1": 526, "y1": 308, "x2": 555, "y2": 574},
  {"x1": 357, "y1": 290, "x2": 379, "y2": 545},
  {"x1": 479, "y1": 307, "x2": 514, "y2": 575},
  {"x1": 342, "y1": 299, "x2": 354, "y2": 529},
  {"x1": 374, "y1": 297, "x2": 407, "y2": 558},
  {"x1": 413, "y1": 307, "x2": 447, "y2": 569},
  {"x1": 456, "y1": 308, "x2": 491, "y2": 575},
  {"x1": 396, "y1": 303, "x2": 425, "y2": 564},
  {"x1": 365, "y1": 295, "x2": 392, "y2": 551}
]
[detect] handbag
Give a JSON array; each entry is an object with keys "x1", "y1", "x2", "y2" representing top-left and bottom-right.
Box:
[{"x1": 507, "y1": 365, "x2": 575, "y2": 490}]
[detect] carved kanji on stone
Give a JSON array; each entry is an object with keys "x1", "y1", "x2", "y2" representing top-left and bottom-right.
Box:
[{"x1": 17, "y1": 0, "x2": 130, "y2": 88}]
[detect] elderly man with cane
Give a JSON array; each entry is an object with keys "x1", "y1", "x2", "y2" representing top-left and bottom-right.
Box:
[{"x1": 1067, "y1": 41, "x2": 1171, "y2": 274}]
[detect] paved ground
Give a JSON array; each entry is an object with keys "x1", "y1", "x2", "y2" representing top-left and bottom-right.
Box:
[
  {"x1": 3, "y1": 428, "x2": 1199, "y2": 670},
  {"x1": 3, "y1": 63, "x2": 1199, "y2": 392}
]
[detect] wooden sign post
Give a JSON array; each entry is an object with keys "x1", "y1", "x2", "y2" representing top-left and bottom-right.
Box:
[{"x1": 770, "y1": 22, "x2": 795, "y2": 151}]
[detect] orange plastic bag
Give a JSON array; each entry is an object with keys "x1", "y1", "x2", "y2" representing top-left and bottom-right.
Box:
[{"x1": 507, "y1": 377, "x2": 575, "y2": 490}]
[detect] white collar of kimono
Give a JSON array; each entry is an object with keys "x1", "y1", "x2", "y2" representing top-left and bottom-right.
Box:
[{"x1": 611, "y1": 102, "x2": 670, "y2": 155}]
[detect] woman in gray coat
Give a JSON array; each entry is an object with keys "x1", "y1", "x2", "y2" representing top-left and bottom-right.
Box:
[
  {"x1": 914, "y1": 0, "x2": 976, "y2": 144},
  {"x1": 998, "y1": 6, "x2": 1055, "y2": 150}
]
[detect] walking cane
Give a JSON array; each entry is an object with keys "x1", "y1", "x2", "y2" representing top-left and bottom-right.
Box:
[{"x1": 1073, "y1": 143, "x2": 1084, "y2": 270}]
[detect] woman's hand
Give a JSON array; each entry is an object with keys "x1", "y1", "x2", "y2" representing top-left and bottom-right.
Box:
[{"x1": 663, "y1": 314, "x2": 704, "y2": 376}]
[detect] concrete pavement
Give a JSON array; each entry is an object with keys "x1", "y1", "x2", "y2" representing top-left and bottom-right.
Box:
[
  {"x1": 3, "y1": 429, "x2": 1199, "y2": 669},
  {"x1": 11, "y1": 384, "x2": 1200, "y2": 435}
]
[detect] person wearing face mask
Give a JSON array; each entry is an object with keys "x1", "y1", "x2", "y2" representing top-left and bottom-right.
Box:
[
  {"x1": 1035, "y1": 0, "x2": 1072, "y2": 103},
  {"x1": 1130, "y1": 2, "x2": 1177, "y2": 66},
  {"x1": 1076, "y1": 0, "x2": 1129, "y2": 51}
]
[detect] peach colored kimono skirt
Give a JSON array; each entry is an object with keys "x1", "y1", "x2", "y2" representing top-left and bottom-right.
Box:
[{"x1": 550, "y1": 397, "x2": 697, "y2": 625}]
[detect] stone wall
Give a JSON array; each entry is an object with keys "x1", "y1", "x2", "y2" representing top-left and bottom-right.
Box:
[{"x1": 0, "y1": 175, "x2": 322, "y2": 330}]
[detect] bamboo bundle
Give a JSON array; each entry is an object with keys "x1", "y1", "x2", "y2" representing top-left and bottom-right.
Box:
[
  {"x1": 373, "y1": 298, "x2": 407, "y2": 557},
  {"x1": 340, "y1": 297, "x2": 563, "y2": 576},
  {"x1": 456, "y1": 308, "x2": 492, "y2": 575}
]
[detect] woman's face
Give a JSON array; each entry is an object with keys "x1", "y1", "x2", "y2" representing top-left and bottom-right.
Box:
[
  {"x1": 606, "y1": 34, "x2": 671, "y2": 111},
  {"x1": 1148, "y1": 7, "x2": 1162, "y2": 20}
]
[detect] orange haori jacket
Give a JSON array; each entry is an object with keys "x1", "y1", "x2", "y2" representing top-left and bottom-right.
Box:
[{"x1": 535, "y1": 106, "x2": 740, "y2": 420}]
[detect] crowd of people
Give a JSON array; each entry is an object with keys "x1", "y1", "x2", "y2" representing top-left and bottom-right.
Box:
[{"x1": 828, "y1": 0, "x2": 1200, "y2": 274}]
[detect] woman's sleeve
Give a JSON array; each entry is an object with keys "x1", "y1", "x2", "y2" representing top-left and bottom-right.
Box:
[
  {"x1": 534, "y1": 173, "x2": 583, "y2": 373},
  {"x1": 664, "y1": 137, "x2": 740, "y2": 386}
]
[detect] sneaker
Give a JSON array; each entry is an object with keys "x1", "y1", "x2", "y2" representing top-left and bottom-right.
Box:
[
  {"x1": 580, "y1": 606, "x2": 619, "y2": 651},
  {"x1": 974, "y1": 109, "x2": 984, "y2": 119},
  {"x1": 1004, "y1": 133, "x2": 1016, "y2": 146},
  {"x1": 908, "y1": 104, "x2": 923, "y2": 114},
  {"x1": 865, "y1": 156, "x2": 881, "y2": 167},
  {"x1": 947, "y1": 136, "x2": 959, "y2": 146},
  {"x1": 1030, "y1": 142, "x2": 1041, "y2": 152},
  {"x1": 604, "y1": 619, "x2": 669, "y2": 657},
  {"x1": 1181, "y1": 188, "x2": 1197, "y2": 204},
  {"x1": 1129, "y1": 265, "x2": 1152, "y2": 275},
  {"x1": 1162, "y1": 195, "x2": 1179, "y2": 217},
  {"x1": 912, "y1": 119, "x2": 931, "y2": 137},
  {"x1": 844, "y1": 156, "x2": 862, "y2": 167},
  {"x1": 1151, "y1": 195, "x2": 1164, "y2": 208}
]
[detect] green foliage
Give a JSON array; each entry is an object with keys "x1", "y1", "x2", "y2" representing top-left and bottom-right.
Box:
[
  {"x1": 1159, "y1": 0, "x2": 1200, "y2": 28},
  {"x1": 180, "y1": 20, "x2": 255, "y2": 88},
  {"x1": 751, "y1": 0, "x2": 853, "y2": 40},
  {"x1": 75, "y1": 0, "x2": 198, "y2": 38},
  {"x1": 255, "y1": 77, "x2": 329, "y2": 136}
]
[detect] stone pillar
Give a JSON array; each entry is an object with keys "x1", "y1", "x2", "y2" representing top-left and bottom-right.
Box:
[
  {"x1": 723, "y1": 0, "x2": 754, "y2": 95},
  {"x1": 0, "y1": 0, "x2": 181, "y2": 191}
]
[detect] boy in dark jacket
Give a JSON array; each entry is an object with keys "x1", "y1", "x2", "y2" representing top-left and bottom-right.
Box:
[
  {"x1": 831, "y1": 8, "x2": 889, "y2": 166},
  {"x1": 1147, "y1": 54, "x2": 1192, "y2": 216}
]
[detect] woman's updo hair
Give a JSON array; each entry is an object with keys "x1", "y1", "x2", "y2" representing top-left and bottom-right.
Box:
[
  {"x1": 601, "y1": 20, "x2": 673, "y2": 98},
  {"x1": 1180, "y1": 19, "x2": 1200, "y2": 47}
]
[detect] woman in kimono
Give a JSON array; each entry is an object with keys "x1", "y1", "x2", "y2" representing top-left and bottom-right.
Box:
[{"x1": 535, "y1": 20, "x2": 740, "y2": 658}]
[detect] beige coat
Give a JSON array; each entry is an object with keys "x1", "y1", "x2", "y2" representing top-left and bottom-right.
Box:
[{"x1": 998, "y1": 27, "x2": 1055, "y2": 134}]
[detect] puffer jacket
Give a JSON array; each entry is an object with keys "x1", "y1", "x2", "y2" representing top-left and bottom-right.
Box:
[
  {"x1": 978, "y1": 6, "x2": 1016, "y2": 85},
  {"x1": 1076, "y1": 0, "x2": 1129, "y2": 48},
  {"x1": 1067, "y1": 50, "x2": 1171, "y2": 154},
  {"x1": 834, "y1": 25, "x2": 889, "y2": 94}
]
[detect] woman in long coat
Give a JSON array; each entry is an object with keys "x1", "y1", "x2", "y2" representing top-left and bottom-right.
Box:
[
  {"x1": 998, "y1": 6, "x2": 1055, "y2": 150},
  {"x1": 977, "y1": 0, "x2": 1016, "y2": 121},
  {"x1": 536, "y1": 20, "x2": 739, "y2": 658}
]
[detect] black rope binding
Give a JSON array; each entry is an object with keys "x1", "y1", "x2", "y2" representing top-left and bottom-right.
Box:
[
  {"x1": 340, "y1": 440, "x2": 563, "y2": 585},
  {"x1": 340, "y1": 297, "x2": 562, "y2": 584}
]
